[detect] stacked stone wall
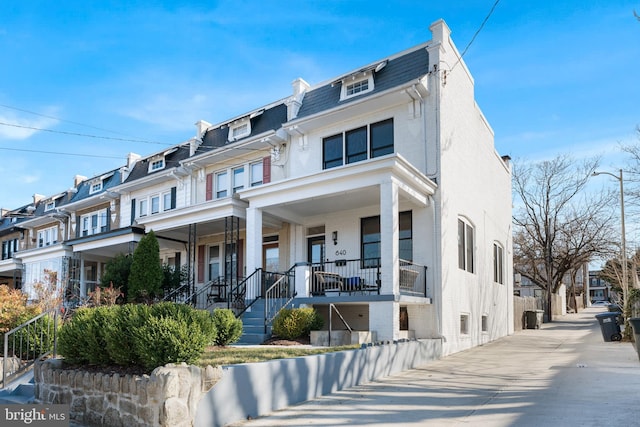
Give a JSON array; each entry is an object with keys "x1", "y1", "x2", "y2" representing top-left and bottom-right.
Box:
[{"x1": 34, "y1": 359, "x2": 222, "y2": 427}]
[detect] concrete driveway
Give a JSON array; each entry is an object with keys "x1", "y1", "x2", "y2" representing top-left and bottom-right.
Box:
[{"x1": 230, "y1": 308, "x2": 640, "y2": 426}]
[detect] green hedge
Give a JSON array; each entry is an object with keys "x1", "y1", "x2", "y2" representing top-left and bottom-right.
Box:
[
  {"x1": 58, "y1": 303, "x2": 220, "y2": 370},
  {"x1": 272, "y1": 307, "x2": 323, "y2": 340},
  {"x1": 212, "y1": 309, "x2": 243, "y2": 346}
]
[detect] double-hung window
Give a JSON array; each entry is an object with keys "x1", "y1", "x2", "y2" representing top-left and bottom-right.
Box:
[
  {"x1": 361, "y1": 211, "x2": 412, "y2": 268},
  {"x1": 458, "y1": 218, "x2": 475, "y2": 273},
  {"x1": 81, "y1": 209, "x2": 108, "y2": 236},
  {"x1": 322, "y1": 118, "x2": 394, "y2": 169},
  {"x1": 38, "y1": 226, "x2": 58, "y2": 247},
  {"x1": 151, "y1": 195, "x2": 160, "y2": 214},
  {"x1": 250, "y1": 162, "x2": 263, "y2": 187},
  {"x1": 233, "y1": 167, "x2": 245, "y2": 193},
  {"x1": 216, "y1": 172, "x2": 228, "y2": 198}
]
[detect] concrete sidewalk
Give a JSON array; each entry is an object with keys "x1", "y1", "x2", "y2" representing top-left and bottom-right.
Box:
[{"x1": 231, "y1": 308, "x2": 640, "y2": 426}]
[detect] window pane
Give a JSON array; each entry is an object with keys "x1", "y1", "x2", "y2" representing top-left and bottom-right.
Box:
[
  {"x1": 151, "y1": 196, "x2": 160, "y2": 214},
  {"x1": 399, "y1": 211, "x2": 413, "y2": 262},
  {"x1": 233, "y1": 167, "x2": 245, "y2": 193},
  {"x1": 458, "y1": 219, "x2": 465, "y2": 270},
  {"x1": 139, "y1": 200, "x2": 148, "y2": 217},
  {"x1": 370, "y1": 119, "x2": 394, "y2": 158},
  {"x1": 346, "y1": 127, "x2": 367, "y2": 164},
  {"x1": 323, "y1": 134, "x2": 343, "y2": 169},
  {"x1": 361, "y1": 216, "x2": 381, "y2": 267},
  {"x1": 466, "y1": 223, "x2": 474, "y2": 273},
  {"x1": 250, "y1": 162, "x2": 263, "y2": 186},
  {"x1": 163, "y1": 192, "x2": 172, "y2": 211},
  {"x1": 216, "y1": 172, "x2": 228, "y2": 198}
]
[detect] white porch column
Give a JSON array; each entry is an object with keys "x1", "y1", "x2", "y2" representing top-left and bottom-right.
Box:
[
  {"x1": 245, "y1": 207, "x2": 263, "y2": 274},
  {"x1": 79, "y1": 256, "x2": 86, "y2": 298},
  {"x1": 380, "y1": 179, "x2": 399, "y2": 295},
  {"x1": 369, "y1": 301, "x2": 399, "y2": 342}
]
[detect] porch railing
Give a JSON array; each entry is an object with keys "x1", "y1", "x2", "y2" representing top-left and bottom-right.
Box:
[
  {"x1": 399, "y1": 259, "x2": 429, "y2": 298},
  {"x1": 2, "y1": 309, "x2": 58, "y2": 388},
  {"x1": 308, "y1": 258, "x2": 429, "y2": 298},
  {"x1": 310, "y1": 258, "x2": 381, "y2": 296},
  {"x1": 264, "y1": 265, "x2": 297, "y2": 332}
]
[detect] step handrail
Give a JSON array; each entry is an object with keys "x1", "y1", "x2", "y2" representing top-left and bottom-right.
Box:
[{"x1": 2, "y1": 309, "x2": 58, "y2": 388}]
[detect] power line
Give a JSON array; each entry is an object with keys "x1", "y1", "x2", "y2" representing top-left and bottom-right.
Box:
[
  {"x1": 0, "y1": 103, "x2": 141, "y2": 138},
  {"x1": 0, "y1": 147, "x2": 122, "y2": 159},
  {"x1": 450, "y1": 0, "x2": 502, "y2": 73},
  {"x1": 0, "y1": 121, "x2": 171, "y2": 145}
]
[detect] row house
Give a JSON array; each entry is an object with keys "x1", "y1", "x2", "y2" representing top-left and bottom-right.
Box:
[{"x1": 0, "y1": 20, "x2": 513, "y2": 356}]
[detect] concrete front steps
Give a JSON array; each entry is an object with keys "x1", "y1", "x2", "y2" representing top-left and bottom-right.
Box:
[
  {"x1": 0, "y1": 370, "x2": 35, "y2": 404},
  {"x1": 237, "y1": 299, "x2": 270, "y2": 345}
]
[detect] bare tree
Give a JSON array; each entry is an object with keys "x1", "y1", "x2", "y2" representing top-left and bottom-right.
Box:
[{"x1": 513, "y1": 155, "x2": 617, "y2": 321}]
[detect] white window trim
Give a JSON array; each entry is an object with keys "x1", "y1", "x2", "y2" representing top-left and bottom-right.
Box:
[
  {"x1": 148, "y1": 157, "x2": 166, "y2": 173},
  {"x1": 213, "y1": 159, "x2": 265, "y2": 199},
  {"x1": 44, "y1": 201, "x2": 55, "y2": 212},
  {"x1": 89, "y1": 180, "x2": 103, "y2": 195},
  {"x1": 340, "y1": 71, "x2": 374, "y2": 101},
  {"x1": 228, "y1": 119, "x2": 251, "y2": 142},
  {"x1": 80, "y1": 209, "x2": 108, "y2": 236},
  {"x1": 250, "y1": 161, "x2": 263, "y2": 187},
  {"x1": 493, "y1": 242, "x2": 504, "y2": 284},
  {"x1": 458, "y1": 217, "x2": 475, "y2": 274},
  {"x1": 137, "y1": 190, "x2": 175, "y2": 218},
  {"x1": 37, "y1": 225, "x2": 58, "y2": 247}
]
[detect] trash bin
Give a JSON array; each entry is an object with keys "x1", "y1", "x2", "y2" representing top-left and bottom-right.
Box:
[
  {"x1": 607, "y1": 303, "x2": 622, "y2": 312},
  {"x1": 525, "y1": 310, "x2": 544, "y2": 329},
  {"x1": 628, "y1": 318, "x2": 640, "y2": 360},
  {"x1": 595, "y1": 312, "x2": 623, "y2": 342}
]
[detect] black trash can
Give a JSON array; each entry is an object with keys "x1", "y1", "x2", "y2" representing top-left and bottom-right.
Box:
[
  {"x1": 525, "y1": 310, "x2": 544, "y2": 329},
  {"x1": 628, "y1": 318, "x2": 640, "y2": 360},
  {"x1": 595, "y1": 312, "x2": 623, "y2": 342}
]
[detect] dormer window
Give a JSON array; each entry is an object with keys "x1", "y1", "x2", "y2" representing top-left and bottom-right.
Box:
[
  {"x1": 44, "y1": 201, "x2": 55, "y2": 212},
  {"x1": 89, "y1": 181, "x2": 103, "y2": 195},
  {"x1": 149, "y1": 158, "x2": 165, "y2": 172},
  {"x1": 340, "y1": 71, "x2": 374, "y2": 101},
  {"x1": 228, "y1": 119, "x2": 251, "y2": 142}
]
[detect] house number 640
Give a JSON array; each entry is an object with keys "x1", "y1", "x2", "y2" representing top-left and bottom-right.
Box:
[{"x1": 335, "y1": 249, "x2": 347, "y2": 256}]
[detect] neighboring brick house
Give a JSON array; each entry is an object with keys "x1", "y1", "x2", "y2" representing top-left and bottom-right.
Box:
[{"x1": 1, "y1": 19, "x2": 513, "y2": 356}]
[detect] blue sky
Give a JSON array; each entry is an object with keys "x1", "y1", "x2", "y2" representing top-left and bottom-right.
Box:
[{"x1": 1, "y1": 1, "x2": 639, "y2": 210}]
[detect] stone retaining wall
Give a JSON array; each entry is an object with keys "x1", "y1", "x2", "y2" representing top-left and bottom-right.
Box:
[{"x1": 34, "y1": 359, "x2": 222, "y2": 427}]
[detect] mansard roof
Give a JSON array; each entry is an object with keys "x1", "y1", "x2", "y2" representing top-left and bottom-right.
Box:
[
  {"x1": 123, "y1": 144, "x2": 191, "y2": 184},
  {"x1": 196, "y1": 102, "x2": 288, "y2": 155},
  {"x1": 296, "y1": 45, "x2": 429, "y2": 119},
  {"x1": 66, "y1": 168, "x2": 122, "y2": 204}
]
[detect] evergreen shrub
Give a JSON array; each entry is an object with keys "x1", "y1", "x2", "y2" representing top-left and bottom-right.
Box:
[
  {"x1": 212, "y1": 309, "x2": 242, "y2": 346},
  {"x1": 272, "y1": 307, "x2": 324, "y2": 340}
]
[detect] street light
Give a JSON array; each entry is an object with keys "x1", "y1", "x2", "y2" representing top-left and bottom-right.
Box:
[{"x1": 592, "y1": 169, "x2": 630, "y2": 338}]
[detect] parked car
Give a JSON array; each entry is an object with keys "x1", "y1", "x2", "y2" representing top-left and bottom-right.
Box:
[{"x1": 591, "y1": 301, "x2": 609, "y2": 307}]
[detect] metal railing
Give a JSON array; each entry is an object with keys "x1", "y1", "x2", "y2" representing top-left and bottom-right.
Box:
[
  {"x1": 2, "y1": 309, "x2": 58, "y2": 388},
  {"x1": 264, "y1": 266, "x2": 297, "y2": 332},
  {"x1": 310, "y1": 258, "x2": 381, "y2": 296},
  {"x1": 399, "y1": 259, "x2": 429, "y2": 298},
  {"x1": 307, "y1": 258, "x2": 429, "y2": 298}
]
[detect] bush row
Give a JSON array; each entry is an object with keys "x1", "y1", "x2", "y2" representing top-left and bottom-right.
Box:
[{"x1": 58, "y1": 303, "x2": 242, "y2": 370}]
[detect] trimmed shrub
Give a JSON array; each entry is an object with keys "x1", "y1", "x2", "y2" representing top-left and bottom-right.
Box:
[
  {"x1": 133, "y1": 315, "x2": 209, "y2": 370},
  {"x1": 57, "y1": 302, "x2": 217, "y2": 370},
  {"x1": 58, "y1": 308, "x2": 94, "y2": 364},
  {"x1": 272, "y1": 307, "x2": 324, "y2": 340},
  {"x1": 212, "y1": 309, "x2": 242, "y2": 346},
  {"x1": 104, "y1": 304, "x2": 150, "y2": 366}
]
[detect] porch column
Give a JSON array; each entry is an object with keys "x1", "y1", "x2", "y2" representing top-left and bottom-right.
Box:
[
  {"x1": 245, "y1": 207, "x2": 263, "y2": 274},
  {"x1": 380, "y1": 179, "x2": 399, "y2": 295},
  {"x1": 369, "y1": 301, "x2": 399, "y2": 342},
  {"x1": 79, "y1": 256, "x2": 86, "y2": 298}
]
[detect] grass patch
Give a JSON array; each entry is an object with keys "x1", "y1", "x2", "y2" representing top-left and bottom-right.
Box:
[{"x1": 197, "y1": 344, "x2": 360, "y2": 367}]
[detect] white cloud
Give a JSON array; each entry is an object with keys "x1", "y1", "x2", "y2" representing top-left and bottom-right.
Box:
[{"x1": 0, "y1": 108, "x2": 60, "y2": 140}]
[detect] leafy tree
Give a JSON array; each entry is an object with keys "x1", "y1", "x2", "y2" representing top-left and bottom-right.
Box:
[
  {"x1": 513, "y1": 155, "x2": 616, "y2": 321},
  {"x1": 100, "y1": 253, "x2": 132, "y2": 299},
  {"x1": 128, "y1": 230, "x2": 163, "y2": 302}
]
